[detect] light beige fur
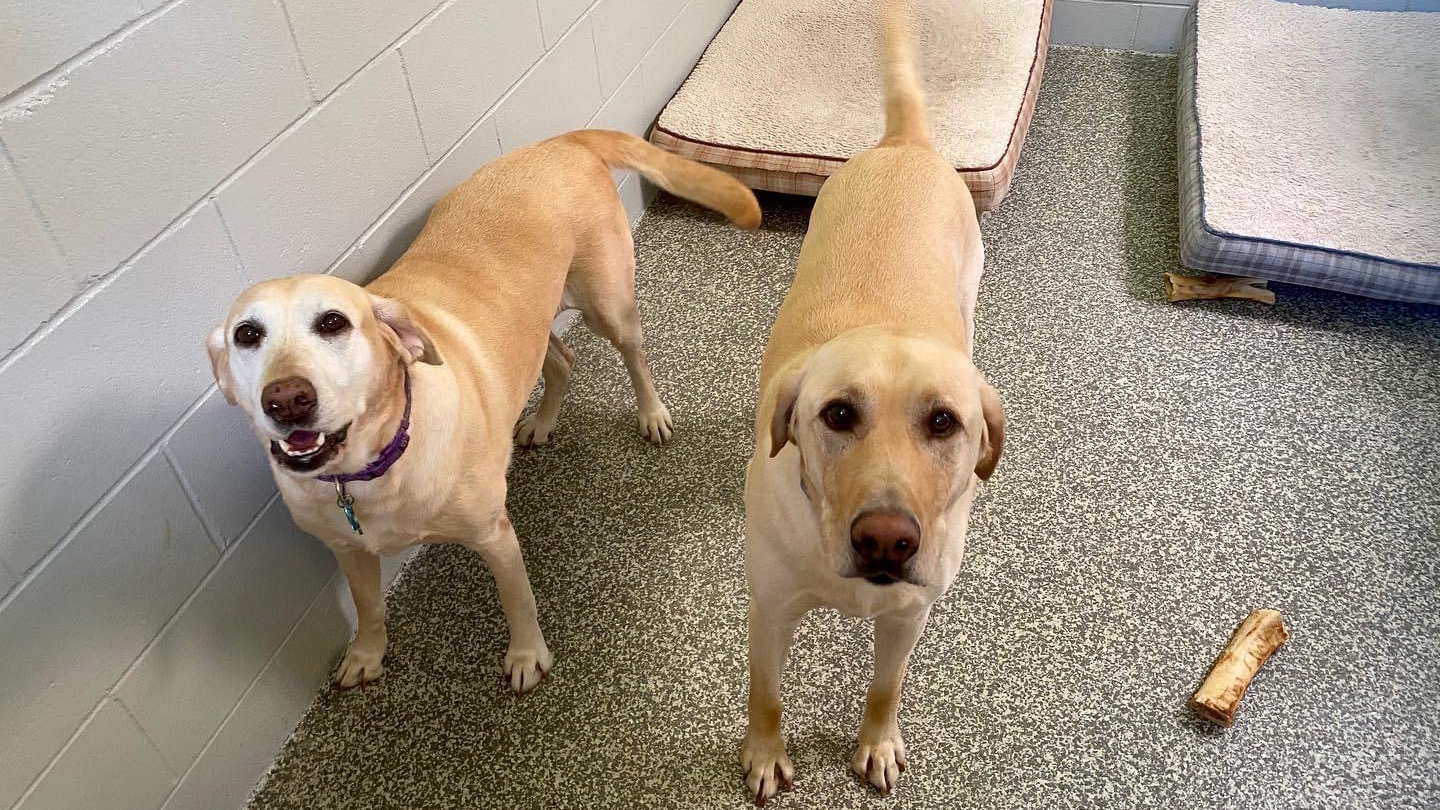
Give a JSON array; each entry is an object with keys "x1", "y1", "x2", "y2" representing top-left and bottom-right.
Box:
[
  {"x1": 740, "y1": 1, "x2": 1005, "y2": 801},
  {"x1": 207, "y1": 130, "x2": 759, "y2": 692}
]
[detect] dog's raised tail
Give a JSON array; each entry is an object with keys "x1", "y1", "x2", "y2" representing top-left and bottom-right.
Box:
[
  {"x1": 880, "y1": 0, "x2": 929, "y2": 147},
  {"x1": 566, "y1": 130, "x2": 761, "y2": 230}
]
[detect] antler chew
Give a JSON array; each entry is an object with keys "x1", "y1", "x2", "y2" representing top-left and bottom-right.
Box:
[
  {"x1": 1165, "y1": 273, "x2": 1275, "y2": 304},
  {"x1": 1189, "y1": 609, "x2": 1290, "y2": 727}
]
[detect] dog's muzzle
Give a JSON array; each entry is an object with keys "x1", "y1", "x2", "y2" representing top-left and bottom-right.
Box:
[{"x1": 848, "y1": 509, "x2": 921, "y2": 586}]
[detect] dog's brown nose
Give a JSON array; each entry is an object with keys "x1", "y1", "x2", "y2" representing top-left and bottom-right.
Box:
[
  {"x1": 850, "y1": 510, "x2": 921, "y2": 569},
  {"x1": 262, "y1": 376, "x2": 317, "y2": 425}
]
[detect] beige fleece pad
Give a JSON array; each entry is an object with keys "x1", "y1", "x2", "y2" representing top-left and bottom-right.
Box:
[
  {"x1": 651, "y1": 0, "x2": 1050, "y2": 209},
  {"x1": 1196, "y1": 0, "x2": 1440, "y2": 265}
]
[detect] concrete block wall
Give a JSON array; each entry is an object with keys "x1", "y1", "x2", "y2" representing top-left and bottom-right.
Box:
[
  {"x1": 1052, "y1": 0, "x2": 1193, "y2": 53},
  {"x1": 0, "y1": 1, "x2": 739, "y2": 808},
  {"x1": 1051, "y1": 0, "x2": 1439, "y2": 55}
]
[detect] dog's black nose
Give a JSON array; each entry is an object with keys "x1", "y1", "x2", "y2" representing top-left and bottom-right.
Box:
[
  {"x1": 850, "y1": 510, "x2": 920, "y2": 576},
  {"x1": 262, "y1": 376, "x2": 317, "y2": 425}
]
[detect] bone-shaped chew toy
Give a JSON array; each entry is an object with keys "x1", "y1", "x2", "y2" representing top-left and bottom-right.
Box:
[
  {"x1": 1189, "y1": 609, "x2": 1290, "y2": 727},
  {"x1": 1165, "y1": 273, "x2": 1276, "y2": 304}
]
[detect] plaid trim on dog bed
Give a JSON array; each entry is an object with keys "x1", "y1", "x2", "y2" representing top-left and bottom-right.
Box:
[
  {"x1": 1178, "y1": 5, "x2": 1440, "y2": 303},
  {"x1": 650, "y1": 0, "x2": 1053, "y2": 211}
]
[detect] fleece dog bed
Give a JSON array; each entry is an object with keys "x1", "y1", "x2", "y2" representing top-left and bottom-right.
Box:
[
  {"x1": 650, "y1": 0, "x2": 1052, "y2": 211},
  {"x1": 1179, "y1": 0, "x2": 1440, "y2": 303}
]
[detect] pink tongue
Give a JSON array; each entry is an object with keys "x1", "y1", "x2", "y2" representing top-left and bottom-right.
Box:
[{"x1": 285, "y1": 430, "x2": 321, "y2": 450}]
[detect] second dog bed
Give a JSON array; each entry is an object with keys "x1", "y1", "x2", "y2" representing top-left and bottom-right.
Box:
[
  {"x1": 650, "y1": 0, "x2": 1052, "y2": 211},
  {"x1": 1178, "y1": 0, "x2": 1440, "y2": 302}
]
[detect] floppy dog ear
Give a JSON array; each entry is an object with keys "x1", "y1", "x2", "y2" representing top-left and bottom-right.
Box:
[
  {"x1": 372, "y1": 296, "x2": 443, "y2": 366},
  {"x1": 975, "y1": 380, "x2": 1006, "y2": 481},
  {"x1": 206, "y1": 326, "x2": 238, "y2": 406},
  {"x1": 768, "y1": 370, "x2": 804, "y2": 458}
]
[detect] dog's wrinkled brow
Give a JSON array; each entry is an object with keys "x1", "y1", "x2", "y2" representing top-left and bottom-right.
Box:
[
  {"x1": 917, "y1": 392, "x2": 960, "y2": 412},
  {"x1": 234, "y1": 310, "x2": 264, "y2": 329},
  {"x1": 819, "y1": 386, "x2": 866, "y2": 410}
]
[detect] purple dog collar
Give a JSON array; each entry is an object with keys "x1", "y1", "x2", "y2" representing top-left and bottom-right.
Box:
[{"x1": 318, "y1": 366, "x2": 413, "y2": 533}]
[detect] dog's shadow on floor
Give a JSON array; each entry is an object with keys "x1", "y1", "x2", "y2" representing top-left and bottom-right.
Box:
[{"x1": 507, "y1": 395, "x2": 751, "y2": 506}]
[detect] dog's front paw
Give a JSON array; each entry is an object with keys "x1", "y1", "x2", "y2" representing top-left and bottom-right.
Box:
[
  {"x1": 503, "y1": 638, "x2": 553, "y2": 694},
  {"x1": 741, "y1": 731, "x2": 794, "y2": 805},
  {"x1": 852, "y1": 729, "x2": 907, "y2": 796},
  {"x1": 638, "y1": 404, "x2": 673, "y2": 446},
  {"x1": 514, "y1": 413, "x2": 556, "y2": 448},
  {"x1": 333, "y1": 639, "x2": 385, "y2": 688}
]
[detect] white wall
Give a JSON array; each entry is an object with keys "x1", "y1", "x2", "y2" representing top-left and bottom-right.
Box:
[
  {"x1": 0, "y1": 1, "x2": 738, "y2": 808},
  {"x1": 1051, "y1": 0, "x2": 1439, "y2": 54}
]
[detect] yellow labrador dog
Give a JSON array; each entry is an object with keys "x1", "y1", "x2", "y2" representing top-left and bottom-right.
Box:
[
  {"x1": 740, "y1": 2, "x2": 1004, "y2": 801},
  {"x1": 207, "y1": 130, "x2": 759, "y2": 692}
]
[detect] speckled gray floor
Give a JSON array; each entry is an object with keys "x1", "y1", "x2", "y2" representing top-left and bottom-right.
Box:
[{"x1": 247, "y1": 49, "x2": 1440, "y2": 810}]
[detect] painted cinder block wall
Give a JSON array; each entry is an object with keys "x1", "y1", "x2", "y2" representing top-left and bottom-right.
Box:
[
  {"x1": 0, "y1": 1, "x2": 739, "y2": 808},
  {"x1": 1051, "y1": 0, "x2": 1440, "y2": 54}
]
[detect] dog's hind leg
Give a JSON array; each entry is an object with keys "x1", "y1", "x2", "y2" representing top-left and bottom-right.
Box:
[
  {"x1": 566, "y1": 210, "x2": 673, "y2": 445},
  {"x1": 589, "y1": 299, "x2": 673, "y2": 446},
  {"x1": 515, "y1": 331, "x2": 576, "y2": 447}
]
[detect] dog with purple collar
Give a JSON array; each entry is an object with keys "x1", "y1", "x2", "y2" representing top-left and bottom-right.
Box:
[{"x1": 206, "y1": 130, "x2": 759, "y2": 691}]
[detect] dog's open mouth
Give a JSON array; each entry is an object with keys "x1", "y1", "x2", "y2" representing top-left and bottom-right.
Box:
[
  {"x1": 270, "y1": 423, "x2": 350, "y2": 473},
  {"x1": 280, "y1": 430, "x2": 325, "y2": 457}
]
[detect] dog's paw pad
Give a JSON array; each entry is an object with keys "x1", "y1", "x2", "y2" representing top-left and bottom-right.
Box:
[
  {"x1": 638, "y1": 405, "x2": 674, "y2": 446},
  {"x1": 741, "y1": 734, "x2": 795, "y2": 805},
  {"x1": 851, "y1": 734, "x2": 907, "y2": 796},
  {"x1": 503, "y1": 640, "x2": 553, "y2": 694},
  {"x1": 333, "y1": 643, "x2": 385, "y2": 688},
  {"x1": 514, "y1": 415, "x2": 555, "y2": 448}
]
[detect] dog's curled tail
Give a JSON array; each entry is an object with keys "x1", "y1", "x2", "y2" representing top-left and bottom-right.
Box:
[
  {"x1": 880, "y1": 0, "x2": 929, "y2": 147},
  {"x1": 566, "y1": 129, "x2": 761, "y2": 230}
]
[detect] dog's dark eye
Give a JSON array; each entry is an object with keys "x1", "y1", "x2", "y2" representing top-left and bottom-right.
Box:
[
  {"x1": 316, "y1": 311, "x2": 350, "y2": 335},
  {"x1": 927, "y1": 409, "x2": 958, "y2": 437},
  {"x1": 821, "y1": 401, "x2": 858, "y2": 431},
  {"x1": 233, "y1": 322, "x2": 263, "y2": 347}
]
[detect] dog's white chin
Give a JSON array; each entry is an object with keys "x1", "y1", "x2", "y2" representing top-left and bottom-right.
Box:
[{"x1": 280, "y1": 433, "x2": 327, "y2": 457}]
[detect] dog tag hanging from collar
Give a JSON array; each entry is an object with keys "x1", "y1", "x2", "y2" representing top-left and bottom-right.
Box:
[{"x1": 334, "y1": 480, "x2": 363, "y2": 535}]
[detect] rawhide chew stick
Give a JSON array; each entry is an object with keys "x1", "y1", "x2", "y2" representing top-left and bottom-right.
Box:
[
  {"x1": 1165, "y1": 273, "x2": 1275, "y2": 304},
  {"x1": 1189, "y1": 609, "x2": 1289, "y2": 727}
]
